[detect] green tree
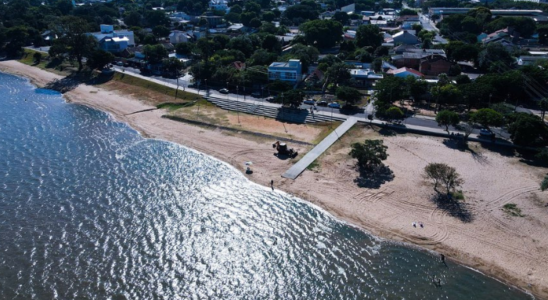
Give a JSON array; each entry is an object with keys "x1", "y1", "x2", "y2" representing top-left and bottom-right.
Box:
[
  {"x1": 541, "y1": 176, "x2": 548, "y2": 191},
  {"x1": 230, "y1": 4, "x2": 243, "y2": 13},
  {"x1": 263, "y1": 11, "x2": 275, "y2": 22},
  {"x1": 146, "y1": 10, "x2": 170, "y2": 27},
  {"x1": 445, "y1": 41, "x2": 479, "y2": 62},
  {"x1": 385, "y1": 106, "x2": 405, "y2": 121},
  {"x1": 349, "y1": 140, "x2": 388, "y2": 170},
  {"x1": 5, "y1": 25, "x2": 30, "y2": 57},
  {"x1": 249, "y1": 49, "x2": 278, "y2": 66},
  {"x1": 507, "y1": 113, "x2": 548, "y2": 146},
  {"x1": 249, "y1": 18, "x2": 262, "y2": 28},
  {"x1": 326, "y1": 62, "x2": 351, "y2": 87},
  {"x1": 33, "y1": 52, "x2": 42, "y2": 64},
  {"x1": 143, "y1": 44, "x2": 168, "y2": 64},
  {"x1": 245, "y1": 1, "x2": 262, "y2": 14},
  {"x1": 162, "y1": 57, "x2": 184, "y2": 77},
  {"x1": 399, "y1": 8, "x2": 418, "y2": 16},
  {"x1": 332, "y1": 11, "x2": 350, "y2": 25},
  {"x1": 124, "y1": 11, "x2": 142, "y2": 27},
  {"x1": 52, "y1": 16, "x2": 97, "y2": 71},
  {"x1": 241, "y1": 12, "x2": 258, "y2": 27},
  {"x1": 435, "y1": 110, "x2": 460, "y2": 133},
  {"x1": 86, "y1": 49, "x2": 114, "y2": 70},
  {"x1": 424, "y1": 163, "x2": 463, "y2": 196},
  {"x1": 227, "y1": 35, "x2": 255, "y2": 57},
  {"x1": 478, "y1": 43, "x2": 514, "y2": 71},
  {"x1": 409, "y1": 78, "x2": 428, "y2": 100},
  {"x1": 153, "y1": 25, "x2": 170, "y2": 38},
  {"x1": 299, "y1": 19, "x2": 343, "y2": 49},
  {"x1": 355, "y1": 25, "x2": 383, "y2": 48},
  {"x1": 374, "y1": 76, "x2": 406, "y2": 114},
  {"x1": 283, "y1": 4, "x2": 319, "y2": 24},
  {"x1": 281, "y1": 89, "x2": 305, "y2": 108},
  {"x1": 470, "y1": 108, "x2": 504, "y2": 130},
  {"x1": 176, "y1": 42, "x2": 195, "y2": 56},
  {"x1": 336, "y1": 86, "x2": 362, "y2": 106}
]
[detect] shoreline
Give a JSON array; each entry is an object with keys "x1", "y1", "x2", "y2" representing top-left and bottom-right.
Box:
[{"x1": 2, "y1": 61, "x2": 546, "y2": 299}]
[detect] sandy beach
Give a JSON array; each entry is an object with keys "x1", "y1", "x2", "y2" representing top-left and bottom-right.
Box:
[{"x1": 2, "y1": 60, "x2": 547, "y2": 298}]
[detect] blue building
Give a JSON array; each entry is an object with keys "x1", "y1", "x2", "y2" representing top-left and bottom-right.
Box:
[{"x1": 268, "y1": 59, "x2": 302, "y2": 83}]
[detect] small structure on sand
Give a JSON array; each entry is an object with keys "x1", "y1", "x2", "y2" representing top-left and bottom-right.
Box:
[{"x1": 273, "y1": 141, "x2": 298, "y2": 158}]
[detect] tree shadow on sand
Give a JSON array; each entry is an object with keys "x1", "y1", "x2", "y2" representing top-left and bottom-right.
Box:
[
  {"x1": 430, "y1": 194, "x2": 473, "y2": 223},
  {"x1": 354, "y1": 164, "x2": 395, "y2": 189},
  {"x1": 442, "y1": 138, "x2": 490, "y2": 165},
  {"x1": 44, "y1": 71, "x2": 114, "y2": 93}
]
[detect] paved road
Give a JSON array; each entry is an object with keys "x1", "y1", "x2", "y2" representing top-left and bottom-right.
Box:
[
  {"x1": 112, "y1": 67, "x2": 511, "y2": 140},
  {"x1": 418, "y1": 13, "x2": 448, "y2": 44}
]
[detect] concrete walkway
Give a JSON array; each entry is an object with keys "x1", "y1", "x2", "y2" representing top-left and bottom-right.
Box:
[{"x1": 282, "y1": 117, "x2": 358, "y2": 179}]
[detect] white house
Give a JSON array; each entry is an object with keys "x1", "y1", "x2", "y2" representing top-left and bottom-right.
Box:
[
  {"x1": 169, "y1": 30, "x2": 192, "y2": 44},
  {"x1": 89, "y1": 24, "x2": 135, "y2": 53},
  {"x1": 268, "y1": 59, "x2": 302, "y2": 83}
]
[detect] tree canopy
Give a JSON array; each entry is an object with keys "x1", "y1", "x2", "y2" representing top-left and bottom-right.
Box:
[
  {"x1": 507, "y1": 113, "x2": 548, "y2": 146},
  {"x1": 470, "y1": 108, "x2": 504, "y2": 130},
  {"x1": 424, "y1": 163, "x2": 463, "y2": 197},
  {"x1": 299, "y1": 19, "x2": 343, "y2": 49},
  {"x1": 435, "y1": 110, "x2": 460, "y2": 133},
  {"x1": 336, "y1": 86, "x2": 362, "y2": 106},
  {"x1": 349, "y1": 140, "x2": 388, "y2": 170},
  {"x1": 355, "y1": 25, "x2": 383, "y2": 49}
]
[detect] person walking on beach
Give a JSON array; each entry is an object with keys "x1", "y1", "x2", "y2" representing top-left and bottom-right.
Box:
[
  {"x1": 271, "y1": 180, "x2": 274, "y2": 191},
  {"x1": 440, "y1": 254, "x2": 447, "y2": 266}
]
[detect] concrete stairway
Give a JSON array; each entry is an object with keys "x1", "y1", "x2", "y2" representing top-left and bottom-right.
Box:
[{"x1": 204, "y1": 96, "x2": 346, "y2": 124}]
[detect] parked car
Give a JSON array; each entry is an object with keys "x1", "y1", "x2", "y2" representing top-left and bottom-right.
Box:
[
  {"x1": 479, "y1": 128, "x2": 495, "y2": 137},
  {"x1": 219, "y1": 88, "x2": 229, "y2": 94},
  {"x1": 303, "y1": 99, "x2": 316, "y2": 105},
  {"x1": 266, "y1": 97, "x2": 275, "y2": 102},
  {"x1": 251, "y1": 92, "x2": 261, "y2": 97},
  {"x1": 328, "y1": 102, "x2": 341, "y2": 108},
  {"x1": 317, "y1": 100, "x2": 328, "y2": 106}
]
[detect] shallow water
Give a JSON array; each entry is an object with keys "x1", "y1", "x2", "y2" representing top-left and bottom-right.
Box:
[{"x1": 0, "y1": 72, "x2": 532, "y2": 299}]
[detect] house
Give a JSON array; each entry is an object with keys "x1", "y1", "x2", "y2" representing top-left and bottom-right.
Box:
[
  {"x1": 392, "y1": 49, "x2": 447, "y2": 69},
  {"x1": 232, "y1": 61, "x2": 246, "y2": 70},
  {"x1": 482, "y1": 28, "x2": 510, "y2": 44},
  {"x1": 169, "y1": 30, "x2": 192, "y2": 44},
  {"x1": 209, "y1": 0, "x2": 229, "y2": 12},
  {"x1": 387, "y1": 67, "x2": 424, "y2": 78},
  {"x1": 349, "y1": 69, "x2": 383, "y2": 87},
  {"x1": 341, "y1": 3, "x2": 355, "y2": 13},
  {"x1": 268, "y1": 59, "x2": 302, "y2": 83},
  {"x1": 227, "y1": 23, "x2": 244, "y2": 32},
  {"x1": 89, "y1": 24, "x2": 135, "y2": 53},
  {"x1": 419, "y1": 55, "x2": 452, "y2": 76},
  {"x1": 392, "y1": 30, "x2": 420, "y2": 45},
  {"x1": 100, "y1": 36, "x2": 130, "y2": 53},
  {"x1": 516, "y1": 55, "x2": 548, "y2": 65},
  {"x1": 343, "y1": 30, "x2": 356, "y2": 40},
  {"x1": 305, "y1": 68, "x2": 325, "y2": 85},
  {"x1": 41, "y1": 30, "x2": 57, "y2": 45}
]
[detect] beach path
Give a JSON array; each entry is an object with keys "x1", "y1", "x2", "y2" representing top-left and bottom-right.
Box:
[{"x1": 283, "y1": 117, "x2": 358, "y2": 179}]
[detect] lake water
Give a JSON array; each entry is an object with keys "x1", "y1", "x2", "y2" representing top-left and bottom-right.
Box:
[{"x1": 0, "y1": 72, "x2": 532, "y2": 299}]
